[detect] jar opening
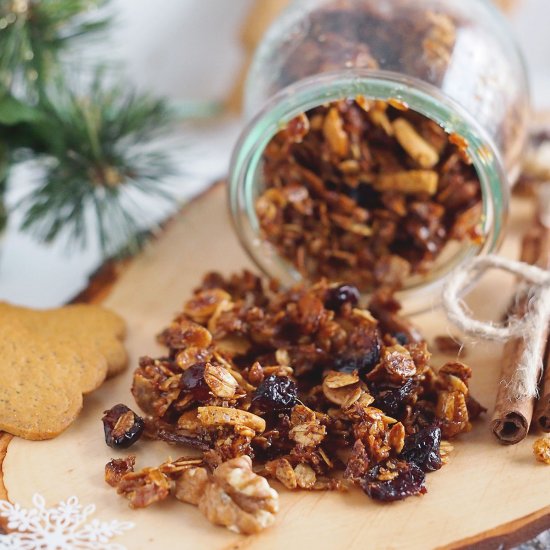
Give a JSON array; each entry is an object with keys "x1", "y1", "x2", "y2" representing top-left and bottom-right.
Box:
[{"x1": 229, "y1": 70, "x2": 509, "y2": 313}]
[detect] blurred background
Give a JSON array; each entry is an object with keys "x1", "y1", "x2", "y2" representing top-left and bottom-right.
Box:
[{"x1": 0, "y1": 0, "x2": 548, "y2": 307}]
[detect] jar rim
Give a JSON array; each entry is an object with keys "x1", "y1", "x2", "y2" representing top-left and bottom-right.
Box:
[{"x1": 228, "y1": 70, "x2": 509, "y2": 313}]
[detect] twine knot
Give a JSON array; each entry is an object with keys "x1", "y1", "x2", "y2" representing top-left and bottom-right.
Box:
[{"x1": 443, "y1": 254, "x2": 550, "y2": 400}]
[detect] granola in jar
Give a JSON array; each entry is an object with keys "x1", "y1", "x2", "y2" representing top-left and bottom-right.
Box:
[{"x1": 256, "y1": 99, "x2": 482, "y2": 291}]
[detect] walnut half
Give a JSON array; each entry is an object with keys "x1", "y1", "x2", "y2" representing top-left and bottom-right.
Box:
[{"x1": 174, "y1": 456, "x2": 279, "y2": 534}]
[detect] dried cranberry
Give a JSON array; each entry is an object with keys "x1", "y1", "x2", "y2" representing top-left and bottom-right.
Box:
[
  {"x1": 324, "y1": 284, "x2": 360, "y2": 311},
  {"x1": 372, "y1": 378, "x2": 414, "y2": 417},
  {"x1": 333, "y1": 324, "x2": 382, "y2": 375},
  {"x1": 361, "y1": 462, "x2": 426, "y2": 502},
  {"x1": 333, "y1": 350, "x2": 378, "y2": 375},
  {"x1": 180, "y1": 363, "x2": 211, "y2": 402},
  {"x1": 400, "y1": 426, "x2": 442, "y2": 472},
  {"x1": 251, "y1": 375, "x2": 297, "y2": 413},
  {"x1": 102, "y1": 404, "x2": 144, "y2": 449}
]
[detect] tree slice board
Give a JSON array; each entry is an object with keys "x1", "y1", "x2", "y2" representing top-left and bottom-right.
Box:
[{"x1": 3, "y1": 183, "x2": 550, "y2": 550}]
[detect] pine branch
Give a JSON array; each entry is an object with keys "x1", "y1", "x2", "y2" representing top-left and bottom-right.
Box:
[
  {"x1": 0, "y1": 0, "x2": 109, "y2": 97},
  {"x1": 17, "y1": 72, "x2": 178, "y2": 256}
]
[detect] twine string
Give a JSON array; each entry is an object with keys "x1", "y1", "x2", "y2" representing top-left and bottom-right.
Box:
[{"x1": 442, "y1": 254, "x2": 550, "y2": 400}]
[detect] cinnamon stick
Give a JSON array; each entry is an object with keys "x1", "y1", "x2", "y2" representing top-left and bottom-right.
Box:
[
  {"x1": 533, "y1": 224, "x2": 550, "y2": 432},
  {"x1": 491, "y1": 222, "x2": 550, "y2": 444},
  {"x1": 534, "y1": 344, "x2": 550, "y2": 432}
]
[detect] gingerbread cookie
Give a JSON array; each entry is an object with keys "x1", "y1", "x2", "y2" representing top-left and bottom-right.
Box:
[{"x1": 0, "y1": 302, "x2": 127, "y2": 440}]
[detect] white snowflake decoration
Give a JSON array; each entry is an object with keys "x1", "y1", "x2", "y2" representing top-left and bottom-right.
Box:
[{"x1": 0, "y1": 493, "x2": 134, "y2": 549}]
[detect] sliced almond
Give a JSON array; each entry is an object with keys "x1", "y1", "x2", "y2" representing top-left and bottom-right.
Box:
[{"x1": 197, "y1": 406, "x2": 266, "y2": 433}]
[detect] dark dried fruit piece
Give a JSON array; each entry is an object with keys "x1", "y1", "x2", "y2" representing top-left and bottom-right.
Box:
[
  {"x1": 180, "y1": 363, "x2": 211, "y2": 402},
  {"x1": 102, "y1": 404, "x2": 144, "y2": 449},
  {"x1": 361, "y1": 461, "x2": 426, "y2": 502},
  {"x1": 324, "y1": 284, "x2": 360, "y2": 311},
  {"x1": 400, "y1": 426, "x2": 442, "y2": 472},
  {"x1": 372, "y1": 378, "x2": 415, "y2": 417},
  {"x1": 252, "y1": 375, "x2": 298, "y2": 413},
  {"x1": 333, "y1": 334, "x2": 381, "y2": 375},
  {"x1": 334, "y1": 353, "x2": 379, "y2": 376}
]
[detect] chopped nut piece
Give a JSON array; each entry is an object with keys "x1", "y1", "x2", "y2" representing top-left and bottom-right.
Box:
[
  {"x1": 204, "y1": 456, "x2": 279, "y2": 534},
  {"x1": 323, "y1": 107, "x2": 349, "y2": 156},
  {"x1": 116, "y1": 467, "x2": 171, "y2": 509},
  {"x1": 198, "y1": 406, "x2": 266, "y2": 433},
  {"x1": 533, "y1": 437, "x2": 550, "y2": 465},
  {"x1": 174, "y1": 457, "x2": 279, "y2": 534},
  {"x1": 374, "y1": 170, "x2": 439, "y2": 195},
  {"x1": 393, "y1": 118, "x2": 440, "y2": 168},
  {"x1": 173, "y1": 466, "x2": 209, "y2": 505},
  {"x1": 369, "y1": 108, "x2": 394, "y2": 136},
  {"x1": 289, "y1": 404, "x2": 326, "y2": 447}
]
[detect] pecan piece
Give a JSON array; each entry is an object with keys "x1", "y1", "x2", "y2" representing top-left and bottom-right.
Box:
[{"x1": 116, "y1": 467, "x2": 171, "y2": 509}]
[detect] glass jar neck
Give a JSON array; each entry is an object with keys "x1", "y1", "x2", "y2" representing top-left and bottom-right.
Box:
[{"x1": 229, "y1": 70, "x2": 509, "y2": 313}]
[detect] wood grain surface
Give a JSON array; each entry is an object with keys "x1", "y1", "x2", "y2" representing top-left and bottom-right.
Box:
[{"x1": 3, "y1": 183, "x2": 550, "y2": 549}]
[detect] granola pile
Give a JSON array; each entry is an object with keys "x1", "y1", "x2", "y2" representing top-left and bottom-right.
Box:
[
  {"x1": 104, "y1": 271, "x2": 483, "y2": 534},
  {"x1": 257, "y1": 99, "x2": 482, "y2": 291}
]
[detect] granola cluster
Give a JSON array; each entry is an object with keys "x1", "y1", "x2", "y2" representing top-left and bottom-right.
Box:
[
  {"x1": 257, "y1": 99, "x2": 482, "y2": 291},
  {"x1": 533, "y1": 437, "x2": 550, "y2": 465},
  {"x1": 105, "y1": 271, "x2": 483, "y2": 533}
]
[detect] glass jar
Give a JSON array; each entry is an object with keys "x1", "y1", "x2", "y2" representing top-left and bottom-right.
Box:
[{"x1": 228, "y1": 0, "x2": 530, "y2": 311}]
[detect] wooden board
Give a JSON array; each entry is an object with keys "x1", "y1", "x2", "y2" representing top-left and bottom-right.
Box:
[{"x1": 3, "y1": 183, "x2": 550, "y2": 549}]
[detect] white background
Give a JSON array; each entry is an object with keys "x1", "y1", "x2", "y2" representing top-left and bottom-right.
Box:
[{"x1": 0, "y1": 0, "x2": 548, "y2": 307}]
